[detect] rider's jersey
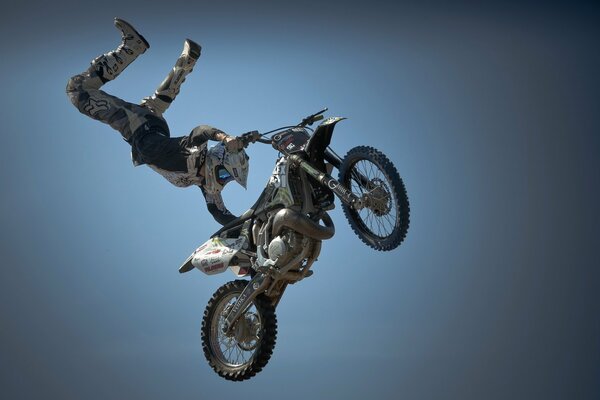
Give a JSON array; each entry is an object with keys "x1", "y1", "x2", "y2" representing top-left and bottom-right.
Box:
[{"x1": 130, "y1": 124, "x2": 237, "y2": 225}]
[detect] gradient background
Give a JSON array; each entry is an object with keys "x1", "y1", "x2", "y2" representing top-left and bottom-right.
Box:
[{"x1": 1, "y1": 1, "x2": 598, "y2": 399}]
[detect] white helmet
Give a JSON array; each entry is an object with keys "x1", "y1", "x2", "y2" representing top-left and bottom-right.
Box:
[{"x1": 204, "y1": 142, "x2": 249, "y2": 193}]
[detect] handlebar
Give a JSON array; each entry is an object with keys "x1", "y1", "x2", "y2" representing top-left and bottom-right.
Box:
[
  {"x1": 300, "y1": 107, "x2": 328, "y2": 127},
  {"x1": 238, "y1": 107, "x2": 330, "y2": 148}
]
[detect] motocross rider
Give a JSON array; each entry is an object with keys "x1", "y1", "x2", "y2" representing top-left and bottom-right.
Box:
[{"x1": 66, "y1": 18, "x2": 248, "y2": 225}]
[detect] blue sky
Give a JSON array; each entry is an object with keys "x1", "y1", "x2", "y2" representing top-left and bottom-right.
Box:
[{"x1": 1, "y1": 1, "x2": 599, "y2": 399}]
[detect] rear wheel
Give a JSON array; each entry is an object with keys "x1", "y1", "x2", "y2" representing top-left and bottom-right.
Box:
[
  {"x1": 338, "y1": 146, "x2": 410, "y2": 251},
  {"x1": 201, "y1": 280, "x2": 277, "y2": 381}
]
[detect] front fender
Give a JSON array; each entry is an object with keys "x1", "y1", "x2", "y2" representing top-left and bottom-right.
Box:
[{"x1": 305, "y1": 116, "x2": 346, "y2": 171}]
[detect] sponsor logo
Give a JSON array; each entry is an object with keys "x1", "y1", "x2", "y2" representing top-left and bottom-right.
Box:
[
  {"x1": 204, "y1": 262, "x2": 224, "y2": 272},
  {"x1": 231, "y1": 291, "x2": 249, "y2": 314},
  {"x1": 328, "y1": 180, "x2": 351, "y2": 197},
  {"x1": 269, "y1": 162, "x2": 288, "y2": 188},
  {"x1": 339, "y1": 186, "x2": 351, "y2": 197},
  {"x1": 196, "y1": 244, "x2": 208, "y2": 252},
  {"x1": 83, "y1": 97, "x2": 109, "y2": 116}
]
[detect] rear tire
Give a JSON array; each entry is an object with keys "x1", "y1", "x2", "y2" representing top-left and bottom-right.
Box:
[
  {"x1": 201, "y1": 280, "x2": 277, "y2": 381},
  {"x1": 338, "y1": 146, "x2": 410, "y2": 251}
]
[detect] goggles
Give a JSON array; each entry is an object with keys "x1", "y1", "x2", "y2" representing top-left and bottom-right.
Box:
[{"x1": 215, "y1": 165, "x2": 234, "y2": 186}]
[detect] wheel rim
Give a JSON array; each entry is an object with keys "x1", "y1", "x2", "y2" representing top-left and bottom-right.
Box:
[
  {"x1": 347, "y1": 159, "x2": 398, "y2": 239},
  {"x1": 210, "y1": 292, "x2": 262, "y2": 368}
]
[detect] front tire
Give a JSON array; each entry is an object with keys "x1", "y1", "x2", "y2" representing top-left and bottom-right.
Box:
[
  {"x1": 338, "y1": 146, "x2": 410, "y2": 251},
  {"x1": 201, "y1": 280, "x2": 277, "y2": 381}
]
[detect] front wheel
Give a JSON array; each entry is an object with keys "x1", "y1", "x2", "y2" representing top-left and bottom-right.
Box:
[
  {"x1": 201, "y1": 280, "x2": 277, "y2": 381},
  {"x1": 338, "y1": 146, "x2": 410, "y2": 251}
]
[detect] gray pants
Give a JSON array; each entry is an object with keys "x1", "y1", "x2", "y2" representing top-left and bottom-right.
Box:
[{"x1": 66, "y1": 67, "x2": 169, "y2": 144}]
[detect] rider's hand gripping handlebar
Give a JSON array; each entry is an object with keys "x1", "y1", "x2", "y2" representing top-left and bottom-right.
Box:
[{"x1": 239, "y1": 130, "x2": 261, "y2": 148}]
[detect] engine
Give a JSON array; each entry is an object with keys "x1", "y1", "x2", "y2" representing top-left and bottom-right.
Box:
[
  {"x1": 267, "y1": 229, "x2": 304, "y2": 266},
  {"x1": 253, "y1": 207, "x2": 334, "y2": 274}
]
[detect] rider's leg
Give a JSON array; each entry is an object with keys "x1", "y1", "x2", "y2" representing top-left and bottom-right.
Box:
[
  {"x1": 91, "y1": 18, "x2": 150, "y2": 85},
  {"x1": 141, "y1": 39, "x2": 201, "y2": 116},
  {"x1": 66, "y1": 18, "x2": 155, "y2": 141}
]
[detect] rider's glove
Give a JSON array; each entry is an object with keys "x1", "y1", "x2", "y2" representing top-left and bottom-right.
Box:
[
  {"x1": 223, "y1": 135, "x2": 243, "y2": 152},
  {"x1": 240, "y1": 130, "x2": 260, "y2": 148}
]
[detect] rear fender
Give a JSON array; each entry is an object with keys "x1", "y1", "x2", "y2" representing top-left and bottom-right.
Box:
[{"x1": 183, "y1": 237, "x2": 247, "y2": 275}]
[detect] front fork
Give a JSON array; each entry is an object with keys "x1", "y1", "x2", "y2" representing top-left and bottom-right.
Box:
[
  {"x1": 288, "y1": 154, "x2": 365, "y2": 211},
  {"x1": 222, "y1": 270, "x2": 271, "y2": 334}
]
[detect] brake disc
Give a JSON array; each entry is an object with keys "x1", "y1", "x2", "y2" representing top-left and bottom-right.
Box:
[
  {"x1": 235, "y1": 312, "x2": 261, "y2": 351},
  {"x1": 367, "y1": 178, "x2": 391, "y2": 216}
]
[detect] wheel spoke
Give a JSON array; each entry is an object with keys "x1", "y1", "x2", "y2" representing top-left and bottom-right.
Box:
[
  {"x1": 382, "y1": 212, "x2": 395, "y2": 232},
  {"x1": 235, "y1": 346, "x2": 242, "y2": 364},
  {"x1": 210, "y1": 293, "x2": 264, "y2": 368},
  {"x1": 346, "y1": 158, "x2": 400, "y2": 239},
  {"x1": 368, "y1": 160, "x2": 376, "y2": 181},
  {"x1": 375, "y1": 213, "x2": 383, "y2": 236}
]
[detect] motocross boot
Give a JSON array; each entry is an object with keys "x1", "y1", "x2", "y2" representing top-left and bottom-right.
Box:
[
  {"x1": 91, "y1": 18, "x2": 150, "y2": 83},
  {"x1": 141, "y1": 39, "x2": 201, "y2": 115}
]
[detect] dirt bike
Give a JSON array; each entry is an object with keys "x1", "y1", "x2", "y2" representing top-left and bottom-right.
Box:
[{"x1": 179, "y1": 108, "x2": 410, "y2": 381}]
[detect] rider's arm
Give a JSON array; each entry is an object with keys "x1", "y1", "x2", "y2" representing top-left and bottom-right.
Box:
[
  {"x1": 188, "y1": 125, "x2": 230, "y2": 145},
  {"x1": 200, "y1": 186, "x2": 237, "y2": 226},
  {"x1": 187, "y1": 125, "x2": 241, "y2": 151}
]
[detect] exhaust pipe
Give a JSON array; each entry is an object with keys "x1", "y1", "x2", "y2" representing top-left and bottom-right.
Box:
[{"x1": 271, "y1": 208, "x2": 335, "y2": 240}]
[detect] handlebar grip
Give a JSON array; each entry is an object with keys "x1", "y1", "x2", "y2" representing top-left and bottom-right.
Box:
[
  {"x1": 300, "y1": 113, "x2": 326, "y2": 127},
  {"x1": 240, "y1": 130, "x2": 260, "y2": 147}
]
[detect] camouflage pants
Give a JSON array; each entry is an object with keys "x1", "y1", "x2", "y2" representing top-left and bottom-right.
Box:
[{"x1": 66, "y1": 67, "x2": 168, "y2": 143}]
